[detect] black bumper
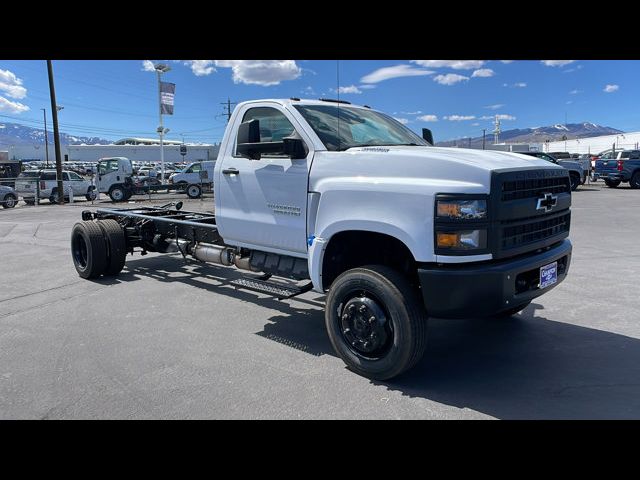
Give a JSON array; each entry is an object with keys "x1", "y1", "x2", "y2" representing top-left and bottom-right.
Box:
[{"x1": 417, "y1": 239, "x2": 572, "y2": 318}]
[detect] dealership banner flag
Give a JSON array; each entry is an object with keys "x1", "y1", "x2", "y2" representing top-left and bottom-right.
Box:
[{"x1": 160, "y1": 82, "x2": 175, "y2": 115}]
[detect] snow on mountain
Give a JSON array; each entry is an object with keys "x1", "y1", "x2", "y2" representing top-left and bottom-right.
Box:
[{"x1": 0, "y1": 122, "x2": 110, "y2": 146}]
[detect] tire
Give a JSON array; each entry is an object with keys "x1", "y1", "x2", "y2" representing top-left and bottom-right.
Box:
[
  {"x1": 2, "y1": 194, "x2": 16, "y2": 208},
  {"x1": 186, "y1": 184, "x2": 202, "y2": 199},
  {"x1": 569, "y1": 173, "x2": 580, "y2": 191},
  {"x1": 630, "y1": 172, "x2": 640, "y2": 189},
  {"x1": 24, "y1": 198, "x2": 35, "y2": 206},
  {"x1": 97, "y1": 219, "x2": 127, "y2": 276},
  {"x1": 590, "y1": 173, "x2": 598, "y2": 183},
  {"x1": 604, "y1": 178, "x2": 621, "y2": 188},
  {"x1": 493, "y1": 301, "x2": 531, "y2": 319},
  {"x1": 85, "y1": 186, "x2": 96, "y2": 201},
  {"x1": 109, "y1": 185, "x2": 126, "y2": 202},
  {"x1": 325, "y1": 265, "x2": 428, "y2": 381},
  {"x1": 49, "y1": 188, "x2": 58, "y2": 204},
  {"x1": 70, "y1": 221, "x2": 108, "y2": 279}
]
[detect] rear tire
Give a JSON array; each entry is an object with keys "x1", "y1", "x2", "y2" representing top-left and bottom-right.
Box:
[
  {"x1": 604, "y1": 178, "x2": 621, "y2": 188},
  {"x1": 2, "y1": 194, "x2": 16, "y2": 208},
  {"x1": 186, "y1": 184, "x2": 202, "y2": 199},
  {"x1": 630, "y1": 172, "x2": 640, "y2": 189},
  {"x1": 325, "y1": 265, "x2": 428, "y2": 381},
  {"x1": 97, "y1": 219, "x2": 127, "y2": 276},
  {"x1": 71, "y1": 221, "x2": 108, "y2": 279}
]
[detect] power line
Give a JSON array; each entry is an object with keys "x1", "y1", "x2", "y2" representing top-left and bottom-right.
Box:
[{"x1": 219, "y1": 98, "x2": 237, "y2": 123}]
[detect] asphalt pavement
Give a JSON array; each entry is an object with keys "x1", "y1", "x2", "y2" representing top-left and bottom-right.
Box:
[{"x1": 1, "y1": 183, "x2": 639, "y2": 419}]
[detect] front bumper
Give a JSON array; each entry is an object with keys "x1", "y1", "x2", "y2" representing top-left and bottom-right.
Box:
[{"x1": 417, "y1": 239, "x2": 572, "y2": 318}]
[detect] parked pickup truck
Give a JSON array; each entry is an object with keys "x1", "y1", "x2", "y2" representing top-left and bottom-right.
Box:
[
  {"x1": 594, "y1": 150, "x2": 640, "y2": 188},
  {"x1": 520, "y1": 151, "x2": 585, "y2": 190},
  {"x1": 15, "y1": 169, "x2": 94, "y2": 204},
  {"x1": 168, "y1": 160, "x2": 216, "y2": 198},
  {"x1": 70, "y1": 98, "x2": 572, "y2": 380}
]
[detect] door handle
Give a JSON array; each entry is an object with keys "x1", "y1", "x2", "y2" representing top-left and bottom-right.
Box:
[{"x1": 222, "y1": 168, "x2": 239, "y2": 175}]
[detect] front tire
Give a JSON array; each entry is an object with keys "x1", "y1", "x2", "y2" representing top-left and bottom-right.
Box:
[
  {"x1": 2, "y1": 194, "x2": 16, "y2": 208},
  {"x1": 325, "y1": 265, "x2": 428, "y2": 381},
  {"x1": 604, "y1": 178, "x2": 621, "y2": 188},
  {"x1": 630, "y1": 172, "x2": 640, "y2": 189},
  {"x1": 570, "y1": 173, "x2": 580, "y2": 191},
  {"x1": 186, "y1": 184, "x2": 202, "y2": 199},
  {"x1": 71, "y1": 221, "x2": 108, "y2": 279},
  {"x1": 109, "y1": 185, "x2": 126, "y2": 202}
]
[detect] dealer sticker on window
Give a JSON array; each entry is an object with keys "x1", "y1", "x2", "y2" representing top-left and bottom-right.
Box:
[{"x1": 539, "y1": 261, "x2": 558, "y2": 289}]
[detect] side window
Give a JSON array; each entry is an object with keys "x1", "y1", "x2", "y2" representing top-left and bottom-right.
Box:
[
  {"x1": 69, "y1": 172, "x2": 83, "y2": 181},
  {"x1": 190, "y1": 163, "x2": 201, "y2": 173},
  {"x1": 62, "y1": 172, "x2": 70, "y2": 181},
  {"x1": 239, "y1": 107, "x2": 296, "y2": 155}
]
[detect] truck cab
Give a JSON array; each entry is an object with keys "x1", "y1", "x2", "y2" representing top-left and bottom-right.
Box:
[
  {"x1": 95, "y1": 157, "x2": 134, "y2": 202},
  {"x1": 72, "y1": 98, "x2": 573, "y2": 380}
]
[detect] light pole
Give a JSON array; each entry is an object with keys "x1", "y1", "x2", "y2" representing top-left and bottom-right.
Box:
[
  {"x1": 154, "y1": 63, "x2": 171, "y2": 185},
  {"x1": 41, "y1": 108, "x2": 50, "y2": 167}
]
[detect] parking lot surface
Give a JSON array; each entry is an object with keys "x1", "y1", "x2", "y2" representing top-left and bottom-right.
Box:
[{"x1": 1, "y1": 184, "x2": 639, "y2": 419}]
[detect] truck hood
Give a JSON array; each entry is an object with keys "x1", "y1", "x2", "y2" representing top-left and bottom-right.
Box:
[{"x1": 311, "y1": 146, "x2": 562, "y2": 194}]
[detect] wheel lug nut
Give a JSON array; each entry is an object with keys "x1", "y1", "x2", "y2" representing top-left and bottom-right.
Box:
[
  {"x1": 342, "y1": 314, "x2": 349, "y2": 320},
  {"x1": 348, "y1": 304, "x2": 355, "y2": 312},
  {"x1": 369, "y1": 316, "x2": 376, "y2": 324},
  {"x1": 359, "y1": 305, "x2": 367, "y2": 313},
  {"x1": 364, "y1": 341, "x2": 371, "y2": 349},
  {"x1": 343, "y1": 328, "x2": 350, "y2": 334}
]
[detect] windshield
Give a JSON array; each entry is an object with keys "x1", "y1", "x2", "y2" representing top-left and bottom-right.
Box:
[{"x1": 294, "y1": 104, "x2": 429, "y2": 151}]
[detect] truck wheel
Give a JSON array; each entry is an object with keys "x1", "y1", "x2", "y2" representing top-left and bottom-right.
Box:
[
  {"x1": 109, "y1": 186, "x2": 126, "y2": 202},
  {"x1": 24, "y1": 198, "x2": 35, "y2": 206},
  {"x1": 49, "y1": 188, "x2": 58, "y2": 204},
  {"x1": 325, "y1": 265, "x2": 428, "y2": 381},
  {"x1": 604, "y1": 179, "x2": 621, "y2": 188},
  {"x1": 630, "y1": 172, "x2": 640, "y2": 189},
  {"x1": 569, "y1": 173, "x2": 580, "y2": 191},
  {"x1": 70, "y1": 221, "x2": 108, "y2": 279},
  {"x1": 186, "y1": 184, "x2": 202, "y2": 199},
  {"x1": 85, "y1": 186, "x2": 96, "y2": 201},
  {"x1": 494, "y1": 301, "x2": 531, "y2": 319},
  {"x1": 97, "y1": 219, "x2": 127, "y2": 275},
  {"x1": 2, "y1": 194, "x2": 16, "y2": 208}
]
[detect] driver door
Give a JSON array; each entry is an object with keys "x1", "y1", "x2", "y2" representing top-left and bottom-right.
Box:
[
  {"x1": 216, "y1": 104, "x2": 313, "y2": 256},
  {"x1": 96, "y1": 159, "x2": 121, "y2": 192}
]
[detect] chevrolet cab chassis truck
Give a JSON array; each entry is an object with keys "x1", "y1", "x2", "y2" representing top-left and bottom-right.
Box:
[{"x1": 71, "y1": 99, "x2": 572, "y2": 380}]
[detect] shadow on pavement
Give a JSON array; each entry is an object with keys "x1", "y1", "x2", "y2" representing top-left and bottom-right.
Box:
[{"x1": 108, "y1": 255, "x2": 640, "y2": 419}]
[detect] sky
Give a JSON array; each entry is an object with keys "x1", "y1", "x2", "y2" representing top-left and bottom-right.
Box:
[{"x1": 0, "y1": 60, "x2": 639, "y2": 145}]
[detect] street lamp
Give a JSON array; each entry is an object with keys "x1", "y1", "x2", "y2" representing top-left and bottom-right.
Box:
[
  {"x1": 41, "y1": 108, "x2": 50, "y2": 167},
  {"x1": 154, "y1": 63, "x2": 171, "y2": 185}
]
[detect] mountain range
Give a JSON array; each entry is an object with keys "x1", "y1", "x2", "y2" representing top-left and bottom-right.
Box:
[
  {"x1": 435, "y1": 122, "x2": 623, "y2": 148},
  {"x1": 0, "y1": 122, "x2": 110, "y2": 147}
]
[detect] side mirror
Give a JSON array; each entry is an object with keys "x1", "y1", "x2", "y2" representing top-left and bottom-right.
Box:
[
  {"x1": 422, "y1": 128, "x2": 434, "y2": 145},
  {"x1": 283, "y1": 132, "x2": 308, "y2": 160}
]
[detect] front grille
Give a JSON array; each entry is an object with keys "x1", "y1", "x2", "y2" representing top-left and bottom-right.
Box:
[
  {"x1": 502, "y1": 213, "x2": 570, "y2": 250},
  {"x1": 501, "y1": 176, "x2": 570, "y2": 201}
]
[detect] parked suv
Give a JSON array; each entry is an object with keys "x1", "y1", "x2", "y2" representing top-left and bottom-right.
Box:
[{"x1": 15, "y1": 170, "x2": 94, "y2": 204}]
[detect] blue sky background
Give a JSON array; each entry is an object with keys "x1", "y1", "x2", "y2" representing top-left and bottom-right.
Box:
[{"x1": 0, "y1": 60, "x2": 638, "y2": 144}]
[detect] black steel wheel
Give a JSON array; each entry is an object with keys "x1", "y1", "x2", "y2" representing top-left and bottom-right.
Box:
[
  {"x1": 70, "y1": 221, "x2": 108, "y2": 279},
  {"x1": 325, "y1": 265, "x2": 428, "y2": 381}
]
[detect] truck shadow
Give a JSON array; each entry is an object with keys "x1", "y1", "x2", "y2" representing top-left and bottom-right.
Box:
[{"x1": 105, "y1": 256, "x2": 640, "y2": 419}]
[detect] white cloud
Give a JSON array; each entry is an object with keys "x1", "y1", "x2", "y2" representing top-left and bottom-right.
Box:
[
  {"x1": 142, "y1": 60, "x2": 156, "y2": 72},
  {"x1": 417, "y1": 114, "x2": 438, "y2": 122},
  {"x1": 500, "y1": 60, "x2": 514, "y2": 64},
  {"x1": 393, "y1": 117, "x2": 409, "y2": 125},
  {"x1": 0, "y1": 96, "x2": 29, "y2": 113},
  {"x1": 514, "y1": 82, "x2": 527, "y2": 88},
  {"x1": 359, "y1": 84, "x2": 376, "y2": 90},
  {"x1": 480, "y1": 114, "x2": 516, "y2": 121},
  {"x1": 183, "y1": 60, "x2": 301, "y2": 85},
  {"x1": 401, "y1": 110, "x2": 422, "y2": 115},
  {"x1": 541, "y1": 60, "x2": 575, "y2": 67},
  {"x1": 604, "y1": 84, "x2": 619, "y2": 93},
  {"x1": 333, "y1": 85, "x2": 362, "y2": 94},
  {"x1": 184, "y1": 60, "x2": 216, "y2": 76},
  {"x1": 569, "y1": 89, "x2": 580, "y2": 94},
  {"x1": 433, "y1": 73, "x2": 469, "y2": 86},
  {"x1": 485, "y1": 104, "x2": 504, "y2": 110},
  {"x1": 0, "y1": 68, "x2": 27, "y2": 99},
  {"x1": 360, "y1": 64, "x2": 433, "y2": 83},
  {"x1": 444, "y1": 115, "x2": 475, "y2": 121},
  {"x1": 471, "y1": 122, "x2": 480, "y2": 126},
  {"x1": 412, "y1": 60, "x2": 484, "y2": 70},
  {"x1": 471, "y1": 68, "x2": 495, "y2": 78}
]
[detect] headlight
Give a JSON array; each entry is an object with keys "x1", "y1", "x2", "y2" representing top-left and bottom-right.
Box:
[
  {"x1": 436, "y1": 230, "x2": 487, "y2": 250},
  {"x1": 436, "y1": 199, "x2": 487, "y2": 220}
]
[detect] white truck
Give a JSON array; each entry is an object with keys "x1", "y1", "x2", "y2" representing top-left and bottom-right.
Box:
[
  {"x1": 168, "y1": 160, "x2": 216, "y2": 198},
  {"x1": 70, "y1": 98, "x2": 572, "y2": 380}
]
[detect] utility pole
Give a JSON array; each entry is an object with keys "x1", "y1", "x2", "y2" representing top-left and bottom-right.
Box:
[
  {"x1": 220, "y1": 98, "x2": 237, "y2": 123},
  {"x1": 47, "y1": 60, "x2": 64, "y2": 205},
  {"x1": 41, "y1": 108, "x2": 49, "y2": 167},
  {"x1": 482, "y1": 129, "x2": 486, "y2": 150}
]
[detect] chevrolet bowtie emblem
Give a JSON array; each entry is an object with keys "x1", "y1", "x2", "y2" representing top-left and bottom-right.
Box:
[{"x1": 536, "y1": 192, "x2": 558, "y2": 212}]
